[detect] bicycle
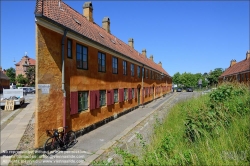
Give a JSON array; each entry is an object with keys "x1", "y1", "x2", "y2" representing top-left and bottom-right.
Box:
[{"x1": 44, "y1": 126, "x2": 76, "y2": 156}]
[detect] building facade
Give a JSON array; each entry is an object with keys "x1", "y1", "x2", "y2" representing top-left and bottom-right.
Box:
[
  {"x1": 34, "y1": 0, "x2": 172, "y2": 148},
  {"x1": 219, "y1": 51, "x2": 250, "y2": 83},
  {"x1": 0, "y1": 67, "x2": 10, "y2": 92},
  {"x1": 15, "y1": 54, "x2": 36, "y2": 77}
]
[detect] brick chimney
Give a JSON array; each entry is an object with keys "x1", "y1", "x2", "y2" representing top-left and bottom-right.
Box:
[
  {"x1": 158, "y1": 61, "x2": 162, "y2": 67},
  {"x1": 0, "y1": 66, "x2": 2, "y2": 72},
  {"x1": 102, "y1": 17, "x2": 110, "y2": 33},
  {"x1": 246, "y1": 50, "x2": 250, "y2": 60},
  {"x1": 128, "y1": 38, "x2": 134, "y2": 48},
  {"x1": 142, "y1": 49, "x2": 147, "y2": 57},
  {"x1": 230, "y1": 59, "x2": 236, "y2": 67},
  {"x1": 149, "y1": 55, "x2": 154, "y2": 61},
  {"x1": 83, "y1": 1, "x2": 93, "y2": 22}
]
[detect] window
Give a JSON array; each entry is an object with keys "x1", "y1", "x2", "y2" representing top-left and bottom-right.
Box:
[
  {"x1": 114, "y1": 89, "x2": 118, "y2": 103},
  {"x1": 112, "y1": 57, "x2": 118, "y2": 74},
  {"x1": 237, "y1": 74, "x2": 240, "y2": 82},
  {"x1": 146, "y1": 69, "x2": 148, "y2": 78},
  {"x1": 99, "y1": 90, "x2": 106, "y2": 106},
  {"x1": 142, "y1": 68, "x2": 144, "y2": 78},
  {"x1": 76, "y1": 44, "x2": 88, "y2": 69},
  {"x1": 67, "y1": 39, "x2": 72, "y2": 58},
  {"x1": 124, "y1": 88, "x2": 127, "y2": 101},
  {"x1": 241, "y1": 74, "x2": 245, "y2": 81},
  {"x1": 98, "y1": 52, "x2": 106, "y2": 72},
  {"x1": 150, "y1": 70, "x2": 152, "y2": 79},
  {"x1": 138, "y1": 66, "x2": 140, "y2": 78},
  {"x1": 78, "y1": 91, "x2": 88, "y2": 112},
  {"x1": 131, "y1": 64, "x2": 134, "y2": 76},
  {"x1": 132, "y1": 88, "x2": 134, "y2": 98},
  {"x1": 123, "y1": 61, "x2": 127, "y2": 75},
  {"x1": 246, "y1": 74, "x2": 249, "y2": 81}
]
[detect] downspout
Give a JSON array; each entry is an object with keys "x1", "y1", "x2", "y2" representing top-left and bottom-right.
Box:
[
  {"x1": 62, "y1": 29, "x2": 67, "y2": 128},
  {"x1": 141, "y1": 65, "x2": 144, "y2": 107}
]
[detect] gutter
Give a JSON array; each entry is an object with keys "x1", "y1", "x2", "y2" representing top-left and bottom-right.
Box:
[
  {"x1": 35, "y1": 15, "x2": 168, "y2": 76},
  {"x1": 62, "y1": 29, "x2": 67, "y2": 128}
]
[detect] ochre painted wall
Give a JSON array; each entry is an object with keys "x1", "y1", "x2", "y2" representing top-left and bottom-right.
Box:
[{"x1": 35, "y1": 24, "x2": 172, "y2": 148}]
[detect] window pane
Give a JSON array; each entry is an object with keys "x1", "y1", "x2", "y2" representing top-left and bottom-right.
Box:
[
  {"x1": 77, "y1": 53, "x2": 82, "y2": 68},
  {"x1": 78, "y1": 91, "x2": 88, "y2": 112},
  {"x1": 77, "y1": 44, "x2": 81, "y2": 53}
]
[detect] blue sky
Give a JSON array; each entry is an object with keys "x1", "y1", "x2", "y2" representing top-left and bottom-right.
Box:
[{"x1": 1, "y1": 0, "x2": 249, "y2": 76}]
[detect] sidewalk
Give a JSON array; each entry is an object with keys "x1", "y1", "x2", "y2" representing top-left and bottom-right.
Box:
[
  {"x1": 33, "y1": 93, "x2": 177, "y2": 166},
  {"x1": 0, "y1": 98, "x2": 35, "y2": 166}
]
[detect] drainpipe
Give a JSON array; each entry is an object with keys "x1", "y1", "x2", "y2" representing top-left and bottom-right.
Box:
[
  {"x1": 141, "y1": 65, "x2": 144, "y2": 107},
  {"x1": 62, "y1": 29, "x2": 67, "y2": 128}
]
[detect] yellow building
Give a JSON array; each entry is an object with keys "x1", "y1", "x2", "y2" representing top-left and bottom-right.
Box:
[{"x1": 34, "y1": 0, "x2": 172, "y2": 147}]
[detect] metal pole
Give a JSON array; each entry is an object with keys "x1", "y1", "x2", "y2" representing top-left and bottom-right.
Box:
[
  {"x1": 141, "y1": 65, "x2": 144, "y2": 107},
  {"x1": 62, "y1": 29, "x2": 67, "y2": 128}
]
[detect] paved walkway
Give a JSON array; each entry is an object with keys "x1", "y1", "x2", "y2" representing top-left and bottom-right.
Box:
[
  {"x1": 0, "y1": 93, "x2": 179, "y2": 166},
  {"x1": 34, "y1": 93, "x2": 178, "y2": 166},
  {"x1": 0, "y1": 98, "x2": 35, "y2": 166}
]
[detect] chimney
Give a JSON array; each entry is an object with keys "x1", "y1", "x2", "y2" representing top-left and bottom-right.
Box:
[
  {"x1": 102, "y1": 17, "x2": 110, "y2": 33},
  {"x1": 230, "y1": 59, "x2": 236, "y2": 67},
  {"x1": 246, "y1": 50, "x2": 250, "y2": 60},
  {"x1": 83, "y1": 1, "x2": 93, "y2": 22},
  {"x1": 149, "y1": 55, "x2": 154, "y2": 61},
  {"x1": 0, "y1": 66, "x2": 2, "y2": 72},
  {"x1": 128, "y1": 38, "x2": 134, "y2": 48},
  {"x1": 142, "y1": 49, "x2": 147, "y2": 57},
  {"x1": 158, "y1": 61, "x2": 162, "y2": 67}
]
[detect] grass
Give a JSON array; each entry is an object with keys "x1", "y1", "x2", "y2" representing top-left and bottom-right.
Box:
[{"x1": 98, "y1": 82, "x2": 250, "y2": 165}]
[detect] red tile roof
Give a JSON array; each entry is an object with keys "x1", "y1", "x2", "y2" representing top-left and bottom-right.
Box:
[
  {"x1": 15, "y1": 56, "x2": 36, "y2": 66},
  {"x1": 219, "y1": 58, "x2": 250, "y2": 78},
  {"x1": 34, "y1": 0, "x2": 170, "y2": 77}
]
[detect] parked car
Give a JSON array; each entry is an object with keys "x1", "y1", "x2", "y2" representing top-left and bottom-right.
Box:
[
  {"x1": 177, "y1": 88, "x2": 182, "y2": 92},
  {"x1": 27, "y1": 88, "x2": 35, "y2": 94},
  {"x1": 186, "y1": 87, "x2": 193, "y2": 92}
]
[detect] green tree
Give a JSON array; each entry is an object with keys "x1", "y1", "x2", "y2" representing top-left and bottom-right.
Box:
[
  {"x1": 16, "y1": 74, "x2": 28, "y2": 85},
  {"x1": 172, "y1": 72, "x2": 181, "y2": 86},
  {"x1": 6, "y1": 67, "x2": 16, "y2": 83},
  {"x1": 25, "y1": 67, "x2": 35, "y2": 86},
  {"x1": 207, "y1": 68, "x2": 224, "y2": 86}
]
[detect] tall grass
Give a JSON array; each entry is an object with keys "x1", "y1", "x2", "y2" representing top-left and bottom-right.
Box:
[{"x1": 112, "y1": 82, "x2": 250, "y2": 165}]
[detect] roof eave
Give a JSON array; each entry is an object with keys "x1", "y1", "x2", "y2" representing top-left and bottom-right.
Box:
[{"x1": 35, "y1": 15, "x2": 170, "y2": 77}]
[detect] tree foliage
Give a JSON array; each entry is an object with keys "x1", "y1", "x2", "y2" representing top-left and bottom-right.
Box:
[
  {"x1": 172, "y1": 68, "x2": 223, "y2": 88},
  {"x1": 207, "y1": 68, "x2": 224, "y2": 86},
  {"x1": 25, "y1": 67, "x2": 35, "y2": 86},
  {"x1": 6, "y1": 67, "x2": 16, "y2": 83},
  {"x1": 16, "y1": 74, "x2": 28, "y2": 85}
]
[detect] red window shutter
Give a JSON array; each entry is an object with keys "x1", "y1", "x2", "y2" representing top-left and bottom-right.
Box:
[
  {"x1": 135, "y1": 88, "x2": 137, "y2": 99},
  {"x1": 111, "y1": 89, "x2": 114, "y2": 104},
  {"x1": 107, "y1": 90, "x2": 112, "y2": 106},
  {"x1": 128, "y1": 88, "x2": 131, "y2": 100},
  {"x1": 121, "y1": 89, "x2": 124, "y2": 101},
  {"x1": 70, "y1": 91, "x2": 78, "y2": 115},
  {"x1": 96, "y1": 90, "x2": 100, "y2": 108},
  {"x1": 90, "y1": 91, "x2": 95, "y2": 110},
  {"x1": 119, "y1": 89, "x2": 122, "y2": 102}
]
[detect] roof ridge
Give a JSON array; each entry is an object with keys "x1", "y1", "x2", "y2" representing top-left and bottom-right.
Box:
[{"x1": 36, "y1": 0, "x2": 170, "y2": 76}]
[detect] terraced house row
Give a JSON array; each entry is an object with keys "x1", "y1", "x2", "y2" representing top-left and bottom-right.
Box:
[
  {"x1": 34, "y1": 0, "x2": 172, "y2": 147},
  {"x1": 219, "y1": 50, "x2": 250, "y2": 83}
]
